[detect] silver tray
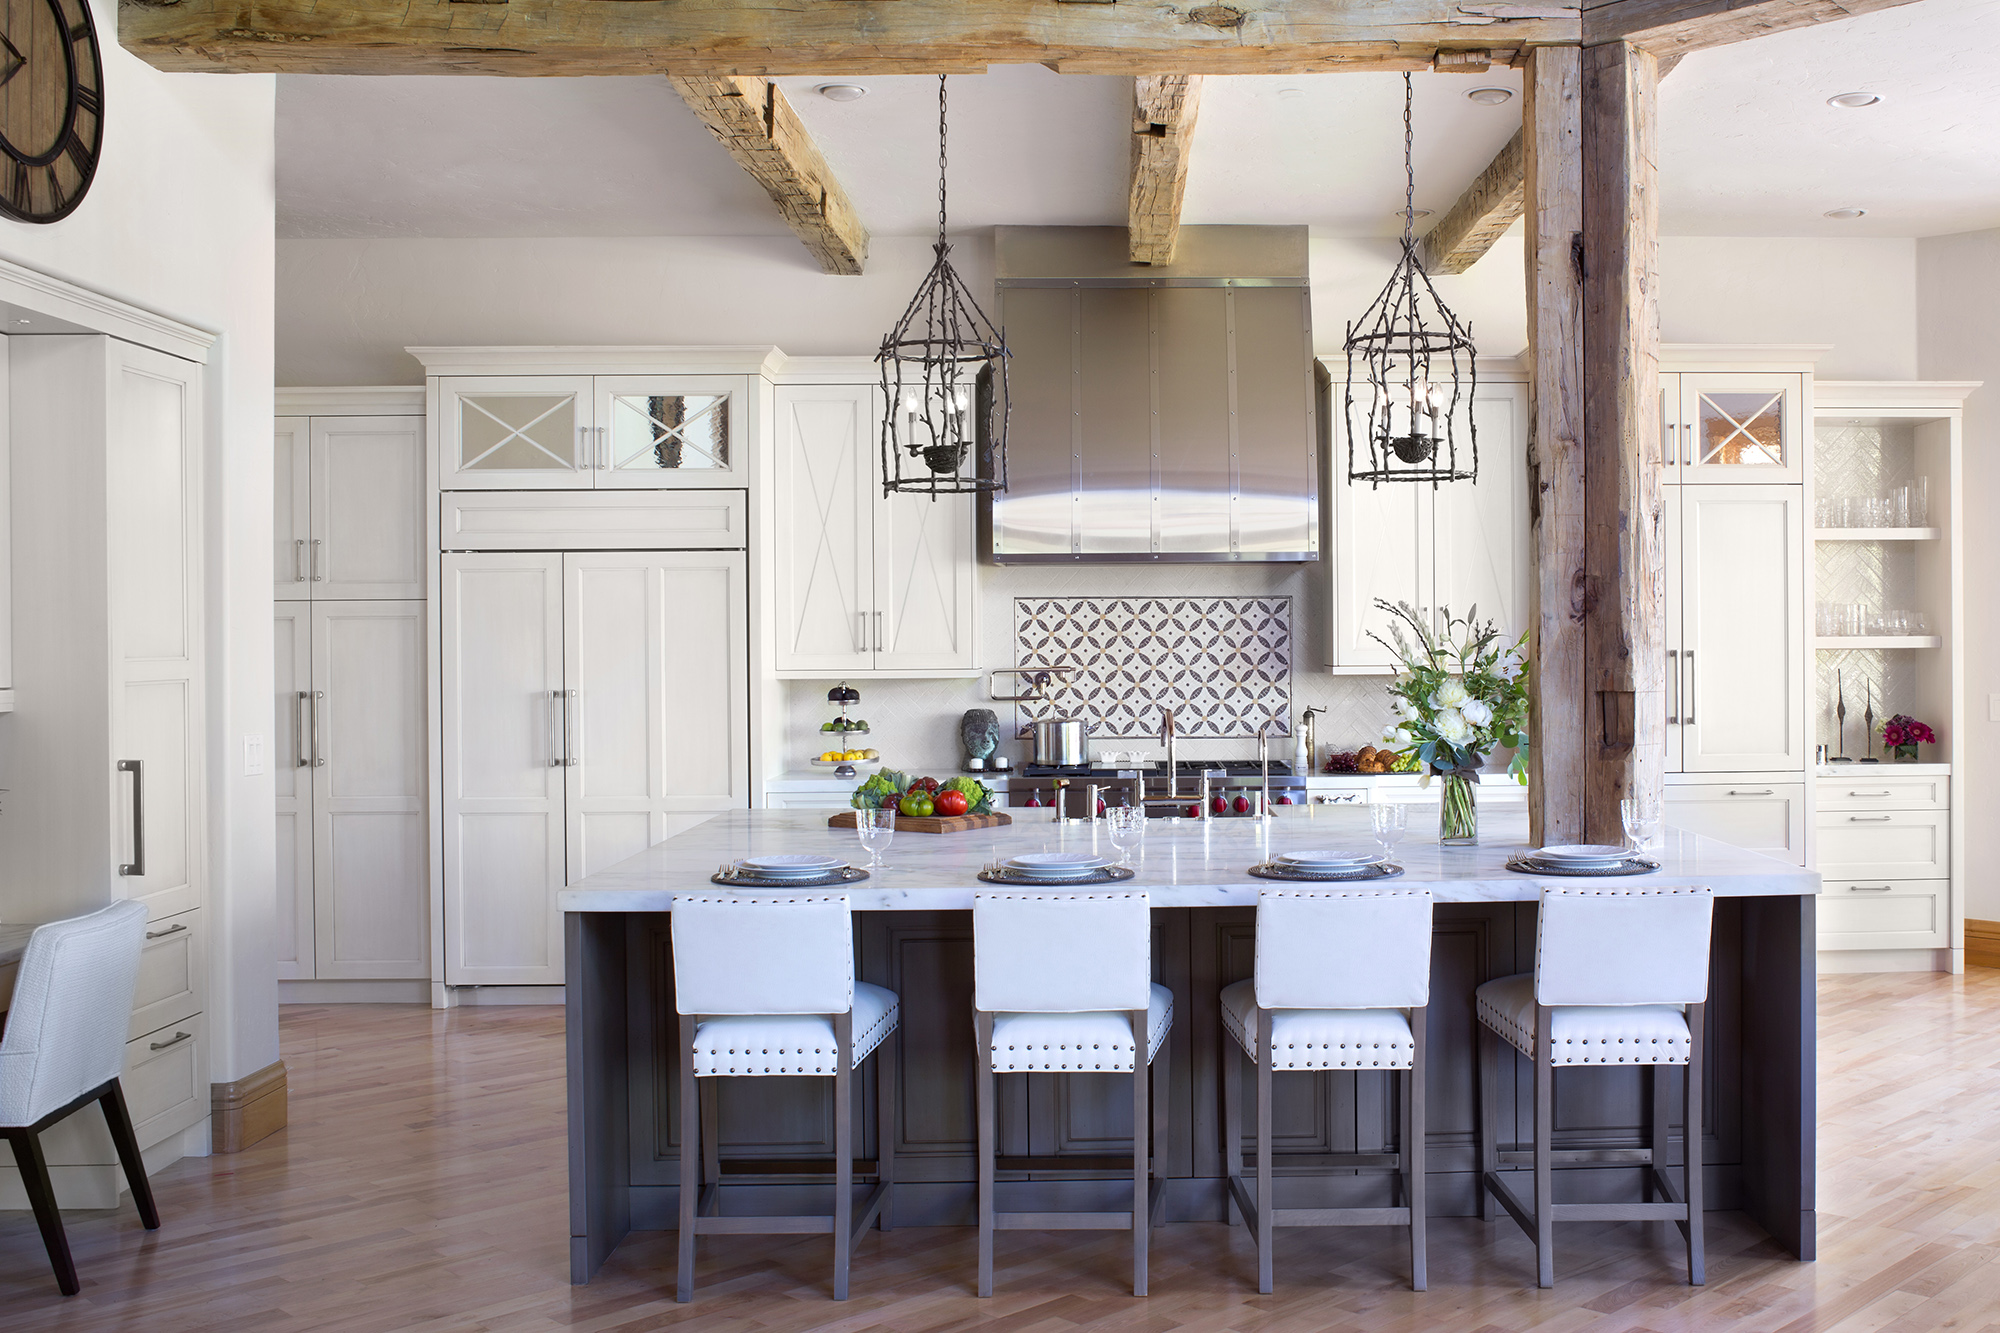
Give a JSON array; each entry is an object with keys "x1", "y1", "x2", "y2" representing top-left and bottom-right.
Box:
[
  {"x1": 976, "y1": 866, "x2": 1137, "y2": 886},
  {"x1": 1249, "y1": 861, "x2": 1405, "y2": 882},
  {"x1": 1506, "y1": 855, "x2": 1661, "y2": 877},
  {"x1": 709, "y1": 866, "x2": 871, "y2": 888}
]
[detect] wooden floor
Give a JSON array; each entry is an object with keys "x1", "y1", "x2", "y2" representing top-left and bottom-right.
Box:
[{"x1": 6, "y1": 970, "x2": 2000, "y2": 1332}]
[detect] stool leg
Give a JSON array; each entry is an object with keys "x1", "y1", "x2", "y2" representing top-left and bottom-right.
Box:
[
  {"x1": 1477, "y1": 1019, "x2": 1498, "y2": 1223},
  {"x1": 1685, "y1": 1002, "x2": 1706, "y2": 1286},
  {"x1": 877, "y1": 1026, "x2": 896, "y2": 1232},
  {"x1": 676, "y1": 1017, "x2": 699, "y2": 1304},
  {"x1": 1255, "y1": 1007, "x2": 1275, "y2": 1296},
  {"x1": 834, "y1": 1012, "x2": 853, "y2": 1301},
  {"x1": 1151, "y1": 1021, "x2": 1170, "y2": 1188},
  {"x1": 7, "y1": 1128, "x2": 78, "y2": 1297},
  {"x1": 699, "y1": 1079, "x2": 720, "y2": 1210},
  {"x1": 1130, "y1": 1007, "x2": 1149, "y2": 1298},
  {"x1": 976, "y1": 1009, "x2": 996, "y2": 1298},
  {"x1": 1222, "y1": 1032, "x2": 1243, "y2": 1227},
  {"x1": 1408, "y1": 1005, "x2": 1427, "y2": 1293},
  {"x1": 1533, "y1": 1003, "x2": 1554, "y2": 1290},
  {"x1": 1649, "y1": 1062, "x2": 1669, "y2": 1202}
]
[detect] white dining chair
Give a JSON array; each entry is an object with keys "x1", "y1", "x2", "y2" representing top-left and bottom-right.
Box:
[
  {"x1": 1475, "y1": 884, "x2": 1714, "y2": 1288},
  {"x1": 1219, "y1": 886, "x2": 1433, "y2": 1293},
  {"x1": 669, "y1": 892, "x2": 898, "y2": 1303},
  {"x1": 972, "y1": 889, "x2": 1172, "y2": 1297},
  {"x1": 1, "y1": 901, "x2": 158, "y2": 1296}
]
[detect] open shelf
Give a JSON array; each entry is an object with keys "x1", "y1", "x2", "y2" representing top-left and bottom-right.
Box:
[
  {"x1": 1815, "y1": 635, "x2": 1941, "y2": 650},
  {"x1": 1814, "y1": 527, "x2": 1940, "y2": 542}
]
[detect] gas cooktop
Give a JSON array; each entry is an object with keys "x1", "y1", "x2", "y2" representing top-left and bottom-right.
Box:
[{"x1": 1020, "y1": 760, "x2": 1296, "y2": 779}]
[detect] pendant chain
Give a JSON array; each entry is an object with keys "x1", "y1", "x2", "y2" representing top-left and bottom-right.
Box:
[
  {"x1": 1402, "y1": 72, "x2": 1416, "y2": 247},
  {"x1": 937, "y1": 74, "x2": 949, "y2": 245}
]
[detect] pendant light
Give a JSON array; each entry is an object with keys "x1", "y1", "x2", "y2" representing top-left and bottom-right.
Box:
[
  {"x1": 1345, "y1": 73, "x2": 1478, "y2": 488},
  {"x1": 877, "y1": 75, "x2": 1011, "y2": 496}
]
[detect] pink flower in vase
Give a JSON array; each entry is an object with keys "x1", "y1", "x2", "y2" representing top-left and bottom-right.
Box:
[{"x1": 1880, "y1": 714, "x2": 1937, "y2": 748}]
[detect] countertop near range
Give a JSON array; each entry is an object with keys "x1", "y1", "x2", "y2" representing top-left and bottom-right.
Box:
[{"x1": 559, "y1": 806, "x2": 1818, "y2": 913}]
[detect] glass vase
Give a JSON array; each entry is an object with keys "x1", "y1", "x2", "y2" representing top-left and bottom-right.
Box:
[
  {"x1": 1439, "y1": 774, "x2": 1478, "y2": 846},
  {"x1": 1892, "y1": 742, "x2": 1919, "y2": 763}
]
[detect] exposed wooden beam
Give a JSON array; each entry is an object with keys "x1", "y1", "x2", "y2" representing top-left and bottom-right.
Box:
[
  {"x1": 1521, "y1": 46, "x2": 1585, "y2": 849},
  {"x1": 1585, "y1": 0, "x2": 1931, "y2": 57},
  {"x1": 1421, "y1": 129, "x2": 1524, "y2": 277},
  {"x1": 1129, "y1": 76, "x2": 1203, "y2": 267},
  {"x1": 117, "y1": 1, "x2": 1569, "y2": 77},
  {"x1": 1579, "y1": 38, "x2": 1665, "y2": 844},
  {"x1": 669, "y1": 75, "x2": 868, "y2": 277}
]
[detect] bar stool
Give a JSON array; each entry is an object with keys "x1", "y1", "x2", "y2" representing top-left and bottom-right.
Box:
[
  {"x1": 1219, "y1": 887, "x2": 1433, "y2": 1294},
  {"x1": 670, "y1": 892, "x2": 898, "y2": 1303},
  {"x1": 1475, "y1": 884, "x2": 1713, "y2": 1289},
  {"x1": 972, "y1": 890, "x2": 1172, "y2": 1297}
]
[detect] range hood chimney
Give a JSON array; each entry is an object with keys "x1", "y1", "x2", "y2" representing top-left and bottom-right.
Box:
[{"x1": 983, "y1": 225, "x2": 1318, "y2": 564}]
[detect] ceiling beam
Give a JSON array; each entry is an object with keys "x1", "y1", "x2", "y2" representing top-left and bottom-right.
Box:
[
  {"x1": 1129, "y1": 76, "x2": 1204, "y2": 266},
  {"x1": 1421, "y1": 128, "x2": 1524, "y2": 276},
  {"x1": 1584, "y1": 0, "x2": 1931, "y2": 56},
  {"x1": 669, "y1": 75, "x2": 869, "y2": 276},
  {"x1": 117, "y1": 1, "x2": 1570, "y2": 77}
]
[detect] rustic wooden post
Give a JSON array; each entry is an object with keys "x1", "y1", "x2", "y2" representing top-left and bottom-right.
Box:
[
  {"x1": 1579, "y1": 40, "x2": 1666, "y2": 844},
  {"x1": 1523, "y1": 45, "x2": 1585, "y2": 849}
]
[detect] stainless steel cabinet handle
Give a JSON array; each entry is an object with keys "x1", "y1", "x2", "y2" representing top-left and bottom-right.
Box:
[
  {"x1": 1726, "y1": 789, "x2": 1774, "y2": 796},
  {"x1": 1848, "y1": 791, "x2": 1892, "y2": 798},
  {"x1": 311, "y1": 538, "x2": 323, "y2": 581},
  {"x1": 146, "y1": 923, "x2": 188, "y2": 940},
  {"x1": 581, "y1": 426, "x2": 592, "y2": 469},
  {"x1": 312, "y1": 691, "x2": 326, "y2": 767},
  {"x1": 1683, "y1": 651, "x2": 1695, "y2": 726},
  {"x1": 1847, "y1": 815, "x2": 1893, "y2": 822},
  {"x1": 296, "y1": 691, "x2": 310, "y2": 767},
  {"x1": 599, "y1": 426, "x2": 610, "y2": 470},
  {"x1": 873, "y1": 611, "x2": 884, "y2": 652},
  {"x1": 856, "y1": 612, "x2": 867, "y2": 655},
  {"x1": 1666, "y1": 649, "x2": 1679, "y2": 725},
  {"x1": 564, "y1": 690, "x2": 579, "y2": 767},
  {"x1": 149, "y1": 1031, "x2": 192, "y2": 1052},
  {"x1": 294, "y1": 538, "x2": 306, "y2": 582},
  {"x1": 117, "y1": 759, "x2": 145, "y2": 877},
  {"x1": 548, "y1": 690, "x2": 564, "y2": 767},
  {"x1": 1848, "y1": 884, "x2": 1893, "y2": 892}
]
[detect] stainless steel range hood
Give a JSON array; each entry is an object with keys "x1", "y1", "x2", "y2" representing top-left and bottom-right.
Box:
[{"x1": 984, "y1": 225, "x2": 1318, "y2": 563}]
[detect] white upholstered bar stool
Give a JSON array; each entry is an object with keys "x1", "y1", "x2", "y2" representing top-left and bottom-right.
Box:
[
  {"x1": 1475, "y1": 884, "x2": 1714, "y2": 1289},
  {"x1": 1219, "y1": 887, "x2": 1433, "y2": 1294},
  {"x1": 670, "y1": 892, "x2": 899, "y2": 1304},
  {"x1": 972, "y1": 890, "x2": 1172, "y2": 1298},
  {"x1": 1, "y1": 901, "x2": 158, "y2": 1296}
]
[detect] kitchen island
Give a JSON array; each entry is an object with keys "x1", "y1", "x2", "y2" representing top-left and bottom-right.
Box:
[{"x1": 563, "y1": 807, "x2": 1816, "y2": 1283}]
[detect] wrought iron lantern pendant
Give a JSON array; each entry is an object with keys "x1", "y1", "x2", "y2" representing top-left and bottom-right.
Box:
[
  {"x1": 1345, "y1": 73, "x2": 1478, "y2": 488},
  {"x1": 877, "y1": 75, "x2": 1011, "y2": 497}
]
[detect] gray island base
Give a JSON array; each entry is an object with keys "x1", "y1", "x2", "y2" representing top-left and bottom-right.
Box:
[{"x1": 563, "y1": 808, "x2": 1817, "y2": 1285}]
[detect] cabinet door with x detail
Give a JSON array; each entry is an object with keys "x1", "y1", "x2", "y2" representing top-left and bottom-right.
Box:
[
  {"x1": 437, "y1": 376, "x2": 596, "y2": 490},
  {"x1": 1673, "y1": 372, "x2": 1805, "y2": 485},
  {"x1": 592, "y1": 376, "x2": 747, "y2": 489}
]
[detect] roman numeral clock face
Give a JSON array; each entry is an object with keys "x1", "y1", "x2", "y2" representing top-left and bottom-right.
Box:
[{"x1": 0, "y1": 0, "x2": 102, "y2": 223}]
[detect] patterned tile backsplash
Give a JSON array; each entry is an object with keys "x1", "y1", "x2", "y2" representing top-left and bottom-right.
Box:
[{"x1": 1014, "y1": 596, "x2": 1292, "y2": 739}]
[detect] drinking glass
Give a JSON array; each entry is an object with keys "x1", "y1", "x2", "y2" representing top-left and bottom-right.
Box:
[
  {"x1": 1370, "y1": 802, "x2": 1409, "y2": 861},
  {"x1": 856, "y1": 806, "x2": 895, "y2": 869},
  {"x1": 1105, "y1": 804, "x2": 1146, "y2": 869},
  {"x1": 1620, "y1": 796, "x2": 1664, "y2": 856}
]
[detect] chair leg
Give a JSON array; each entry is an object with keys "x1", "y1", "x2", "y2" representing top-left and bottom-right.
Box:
[
  {"x1": 1222, "y1": 1033, "x2": 1243, "y2": 1227},
  {"x1": 1408, "y1": 1006, "x2": 1427, "y2": 1293},
  {"x1": 676, "y1": 1017, "x2": 698, "y2": 1304},
  {"x1": 1255, "y1": 1007, "x2": 1275, "y2": 1296},
  {"x1": 100, "y1": 1080, "x2": 159, "y2": 1230},
  {"x1": 976, "y1": 1009, "x2": 996, "y2": 1298},
  {"x1": 1476, "y1": 1018, "x2": 1498, "y2": 1222},
  {"x1": 699, "y1": 1078, "x2": 721, "y2": 1206},
  {"x1": 876, "y1": 1026, "x2": 896, "y2": 1232},
  {"x1": 1533, "y1": 1003, "x2": 1555, "y2": 1290},
  {"x1": 833, "y1": 1012, "x2": 853, "y2": 1301},
  {"x1": 1649, "y1": 1062, "x2": 1669, "y2": 1202},
  {"x1": 6, "y1": 1129, "x2": 79, "y2": 1297},
  {"x1": 1685, "y1": 1002, "x2": 1706, "y2": 1286},
  {"x1": 1151, "y1": 1021, "x2": 1170, "y2": 1185},
  {"x1": 1130, "y1": 1007, "x2": 1149, "y2": 1298}
]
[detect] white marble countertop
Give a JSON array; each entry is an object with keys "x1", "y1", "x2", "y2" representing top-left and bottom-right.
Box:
[{"x1": 559, "y1": 806, "x2": 1819, "y2": 913}]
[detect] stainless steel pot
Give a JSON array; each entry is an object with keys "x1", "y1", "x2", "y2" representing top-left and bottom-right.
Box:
[{"x1": 1032, "y1": 717, "x2": 1089, "y2": 767}]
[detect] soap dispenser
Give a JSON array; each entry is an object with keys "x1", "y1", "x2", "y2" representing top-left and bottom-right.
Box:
[{"x1": 1296, "y1": 706, "x2": 1323, "y2": 774}]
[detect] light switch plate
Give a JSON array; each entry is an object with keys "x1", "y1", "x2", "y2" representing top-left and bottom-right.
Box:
[{"x1": 244, "y1": 734, "x2": 266, "y2": 777}]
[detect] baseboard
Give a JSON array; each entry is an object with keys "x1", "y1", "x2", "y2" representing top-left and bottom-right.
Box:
[
  {"x1": 451, "y1": 984, "x2": 566, "y2": 1006},
  {"x1": 211, "y1": 1060, "x2": 288, "y2": 1154},
  {"x1": 1816, "y1": 948, "x2": 1950, "y2": 974},
  {"x1": 281, "y1": 979, "x2": 431, "y2": 1004},
  {"x1": 1967, "y1": 919, "x2": 2000, "y2": 970}
]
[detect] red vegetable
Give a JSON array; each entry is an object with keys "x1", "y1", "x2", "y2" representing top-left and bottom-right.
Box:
[
  {"x1": 878, "y1": 791, "x2": 901, "y2": 809},
  {"x1": 934, "y1": 790, "x2": 969, "y2": 817},
  {"x1": 912, "y1": 776, "x2": 940, "y2": 794}
]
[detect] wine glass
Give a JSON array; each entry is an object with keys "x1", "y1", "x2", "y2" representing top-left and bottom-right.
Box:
[
  {"x1": 1370, "y1": 802, "x2": 1408, "y2": 861},
  {"x1": 1620, "y1": 796, "x2": 1663, "y2": 857},
  {"x1": 1105, "y1": 804, "x2": 1146, "y2": 869},
  {"x1": 856, "y1": 806, "x2": 895, "y2": 869}
]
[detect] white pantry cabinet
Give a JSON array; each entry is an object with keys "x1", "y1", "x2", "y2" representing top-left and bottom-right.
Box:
[
  {"x1": 437, "y1": 374, "x2": 747, "y2": 491},
  {"x1": 772, "y1": 382, "x2": 977, "y2": 676},
  {"x1": 1661, "y1": 371, "x2": 1806, "y2": 486},
  {"x1": 274, "y1": 414, "x2": 425, "y2": 600},
  {"x1": 441, "y1": 550, "x2": 748, "y2": 985}
]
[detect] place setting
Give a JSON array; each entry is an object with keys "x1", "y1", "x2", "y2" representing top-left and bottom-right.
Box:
[
  {"x1": 1251, "y1": 803, "x2": 1408, "y2": 881},
  {"x1": 1506, "y1": 798, "x2": 1664, "y2": 876},
  {"x1": 977, "y1": 850, "x2": 1137, "y2": 886}
]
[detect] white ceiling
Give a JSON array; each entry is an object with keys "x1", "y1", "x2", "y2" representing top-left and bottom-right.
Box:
[{"x1": 275, "y1": 0, "x2": 2000, "y2": 243}]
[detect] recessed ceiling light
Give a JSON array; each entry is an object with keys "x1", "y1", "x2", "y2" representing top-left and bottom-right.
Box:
[
  {"x1": 1465, "y1": 87, "x2": 1514, "y2": 106},
  {"x1": 1827, "y1": 91, "x2": 1884, "y2": 109},
  {"x1": 816, "y1": 84, "x2": 868, "y2": 103},
  {"x1": 1824, "y1": 207, "x2": 1868, "y2": 220},
  {"x1": 1276, "y1": 86, "x2": 1307, "y2": 100}
]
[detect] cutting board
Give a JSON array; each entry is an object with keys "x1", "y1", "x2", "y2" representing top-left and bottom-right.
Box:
[{"x1": 827, "y1": 810, "x2": 1013, "y2": 835}]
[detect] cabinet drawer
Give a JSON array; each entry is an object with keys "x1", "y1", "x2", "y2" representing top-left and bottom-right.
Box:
[
  {"x1": 130, "y1": 908, "x2": 204, "y2": 1041},
  {"x1": 126, "y1": 1014, "x2": 208, "y2": 1149},
  {"x1": 1816, "y1": 810, "x2": 1948, "y2": 880},
  {"x1": 442, "y1": 490, "x2": 747, "y2": 551},
  {"x1": 1818, "y1": 880, "x2": 1947, "y2": 950},
  {"x1": 1664, "y1": 783, "x2": 1806, "y2": 865},
  {"x1": 1816, "y1": 774, "x2": 1947, "y2": 811}
]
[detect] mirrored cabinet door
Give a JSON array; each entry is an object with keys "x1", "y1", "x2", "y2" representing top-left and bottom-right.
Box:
[
  {"x1": 438, "y1": 375, "x2": 595, "y2": 490},
  {"x1": 593, "y1": 375, "x2": 746, "y2": 489},
  {"x1": 1674, "y1": 372, "x2": 1805, "y2": 484}
]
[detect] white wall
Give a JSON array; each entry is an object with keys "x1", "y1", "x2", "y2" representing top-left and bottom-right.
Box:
[
  {"x1": 0, "y1": 2, "x2": 277, "y2": 1086},
  {"x1": 1662, "y1": 237, "x2": 1917, "y2": 379},
  {"x1": 1916, "y1": 228, "x2": 2000, "y2": 923}
]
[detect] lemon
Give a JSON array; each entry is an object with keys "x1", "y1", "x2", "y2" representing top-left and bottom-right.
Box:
[
  {"x1": 842, "y1": 749, "x2": 864, "y2": 761},
  {"x1": 820, "y1": 750, "x2": 840, "y2": 762}
]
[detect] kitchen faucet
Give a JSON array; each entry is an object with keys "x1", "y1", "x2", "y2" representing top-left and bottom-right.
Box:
[
  {"x1": 1128, "y1": 705, "x2": 1210, "y2": 819},
  {"x1": 1256, "y1": 721, "x2": 1275, "y2": 819}
]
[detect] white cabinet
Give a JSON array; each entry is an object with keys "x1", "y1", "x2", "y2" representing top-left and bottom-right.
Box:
[
  {"x1": 1665, "y1": 486, "x2": 1807, "y2": 773},
  {"x1": 772, "y1": 383, "x2": 977, "y2": 676},
  {"x1": 441, "y1": 550, "x2": 748, "y2": 985},
  {"x1": 1662, "y1": 371, "x2": 1805, "y2": 485},
  {"x1": 439, "y1": 374, "x2": 747, "y2": 491},
  {"x1": 1664, "y1": 782, "x2": 1807, "y2": 865},
  {"x1": 1815, "y1": 775, "x2": 1952, "y2": 952},
  {"x1": 1323, "y1": 379, "x2": 1529, "y2": 669},
  {"x1": 276, "y1": 415, "x2": 425, "y2": 599},
  {"x1": 277, "y1": 602, "x2": 429, "y2": 981}
]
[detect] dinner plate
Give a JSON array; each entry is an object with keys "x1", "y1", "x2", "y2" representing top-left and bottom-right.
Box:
[
  {"x1": 1276, "y1": 848, "x2": 1385, "y2": 868},
  {"x1": 740, "y1": 854, "x2": 846, "y2": 875},
  {"x1": 1534, "y1": 844, "x2": 1634, "y2": 865},
  {"x1": 1002, "y1": 852, "x2": 1116, "y2": 878}
]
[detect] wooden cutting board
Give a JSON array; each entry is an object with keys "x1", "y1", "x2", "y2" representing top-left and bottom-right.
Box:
[{"x1": 826, "y1": 810, "x2": 1013, "y2": 835}]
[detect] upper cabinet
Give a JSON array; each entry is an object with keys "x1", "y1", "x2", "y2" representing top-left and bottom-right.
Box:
[
  {"x1": 439, "y1": 374, "x2": 748, "y2": 490},
  {"x1": 772, "y1": 382, "x2": 978, "y2": 677},
  {"x1": 1662, "y1": 371, "x2": 1805, "y2": 485},
  {"x1": 276, "y1": 411, "x2": 424, "y2": 600}
]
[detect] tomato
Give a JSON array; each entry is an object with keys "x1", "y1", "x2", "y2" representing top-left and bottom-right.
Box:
[
  {"x1": 899, "y1": 792, "x2": 934, "y2": 818},
  {"x1": 913, "y1": 776, "x2": 940, "y2": 794},
  {"x1": 879, "y1": 791, "x2": 902, "y2": 810},
  {"x1": 934, "y1": 790, "x2": 970, "y2": 817}
]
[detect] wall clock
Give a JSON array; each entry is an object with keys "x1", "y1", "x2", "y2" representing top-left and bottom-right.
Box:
[{"x1": 0, "y1": 0, "x2": 103, "y2": 224}]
